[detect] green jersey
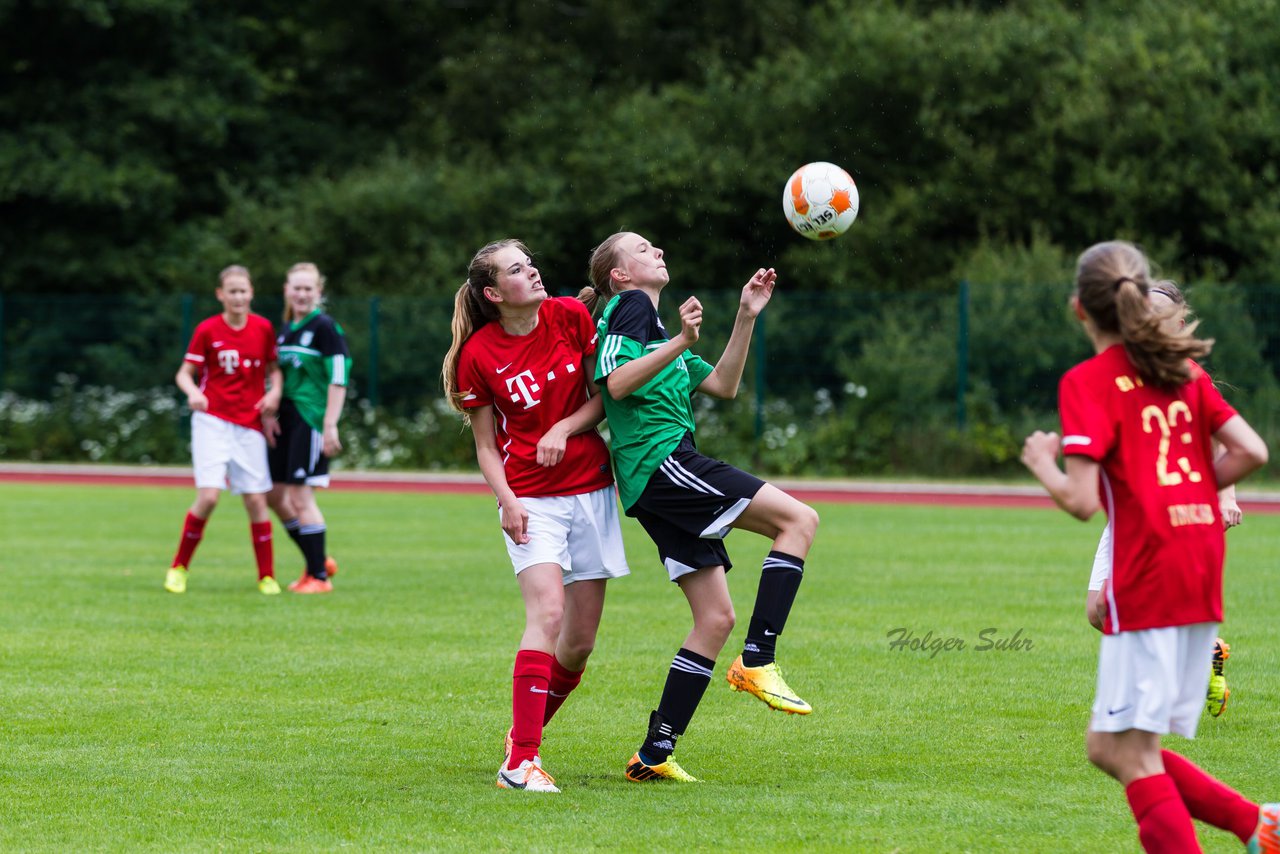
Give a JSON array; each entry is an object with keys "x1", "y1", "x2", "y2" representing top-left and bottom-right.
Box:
[
  {"x1": 276, "y1": 310, "x2": 353, "y2": 432},
  {"x1": 594, "y1": 290, "x2": 714, "y2": 510}
]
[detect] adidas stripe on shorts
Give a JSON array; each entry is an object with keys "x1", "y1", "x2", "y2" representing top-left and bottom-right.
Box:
[{"x1": 630, "y1": 433, "x2": 765, "y2": 582}]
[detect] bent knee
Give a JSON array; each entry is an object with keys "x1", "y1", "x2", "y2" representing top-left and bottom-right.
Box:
[
  {"x1": 698, "y1": 607, "x2": 736, "y2": 643},
  {"x1": 1085, "y1": 733, "x2": 1112, "y2": 774},
  {"x1": 559, "y1": 637, "x2": 596, "y2": 667},
  {"x1": 785, "y1": 503, "x2": 819, "y2": 549}
]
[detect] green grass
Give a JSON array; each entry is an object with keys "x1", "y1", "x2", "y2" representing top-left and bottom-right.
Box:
[{"x1": 2, "y1": 482, "x2": 1278, "y2": 852}]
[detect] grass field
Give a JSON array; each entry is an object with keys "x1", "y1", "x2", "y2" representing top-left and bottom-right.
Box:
[{"x1": 1, "y1": 482, "x2": 1277, "y2": 853}]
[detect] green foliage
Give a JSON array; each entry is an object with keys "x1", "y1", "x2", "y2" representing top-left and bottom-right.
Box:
[
  {"x1": 3, "y1": 1, "x2": 1280, "y2": 479},
  {"x1": 4, "y1": 1, "x2": 1279, "y2": 297}
]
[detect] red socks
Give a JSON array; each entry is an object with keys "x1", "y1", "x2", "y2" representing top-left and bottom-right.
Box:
[
  {"x1": 1126, "y1": 773, "x2": 1201, "y2": 853},
  {"x1": 172, "y1": 512, "x2": 207, "y2": 569},
  {"x1": 510, "y1": 650, "x2": 553, "y2": 770},
  {"x1": 1162, "y1": 750, "x2": 1260, "y2": 844},
  {"x1": 250, "y1": 521, "x2": 273, "y2": 580},
  {"x1": 543, "y1": 658, "x2": 584, "y2": 726}
]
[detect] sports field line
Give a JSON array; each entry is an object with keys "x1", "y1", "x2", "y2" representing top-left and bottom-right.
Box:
[{"x1": 3, "y1": 461, "x2": 1279, "y2": 513}]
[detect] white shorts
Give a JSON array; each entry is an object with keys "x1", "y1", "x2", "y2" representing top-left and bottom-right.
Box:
[
  {"x1": 1090, "y1": 622, "x2": 1218, "y2": 738},
  {"x1": 1087, "y1": 523, "x2": 1112, "y2": 592},
  {"x1": 502, "y1": 485, "x2": 631, "y2": 585},
  {"x1": 191, "y1": 411, "x2": 272, "y2": 495}
]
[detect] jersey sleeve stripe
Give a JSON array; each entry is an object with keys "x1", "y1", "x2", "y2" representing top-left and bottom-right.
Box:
[
  {"x1": 185, "y1": 353, "x2": 205, "y2": 363},
  {"x1": 330, "y1": 357, "x2": 346, "y2": 385},
  {"x1": 1062, "y1": 435, "x2": 1092, "y2": 447},
  {"x1": 598, "y1": 333, "x2": 625, "y2": 375}
]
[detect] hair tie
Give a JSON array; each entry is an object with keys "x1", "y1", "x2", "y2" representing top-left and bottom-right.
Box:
[{"x1": 1114, "y1": 276, "x2": 1135, "y2": 291}]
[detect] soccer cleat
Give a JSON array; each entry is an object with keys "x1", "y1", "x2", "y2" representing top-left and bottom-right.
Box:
[
  {"x1": 1213, "y1": 638, "x2": 1230, "y2": 676},
  {"x1": 1206, "y1": 674, "x2": 1230, "y2": 718},
  {"x1": 726, "y1": 655, "x2": 812, "y2": 715},
  {"x1": 1248, "y1": 803, "x2": 1280, "y2": 854},
  {"x1": 1206, "y1": 638, "x2": 1230, "y2": 717},
  {"x1": 164, "y1": 567, "x2": 187, "y2": 594},
  {"x1": 502, "y1": 728, "x2": 541, "y2": 768},
  {"x1": 625, "y1": 752, "x2": 698, "y2": 783},
  {"x1": 258, "y1": 575, "x2": 282, "y2": 595},
  {"x1": 292, "y1": 576, "x2": 333, "y2": 594},
  {"x1": 496, "y1": 758, "x2": 560, "y2": 793}
]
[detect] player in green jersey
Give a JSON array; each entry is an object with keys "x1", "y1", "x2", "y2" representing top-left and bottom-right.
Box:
[
  {"x1": 266, "y1": 262, "x2": 352, "y2": 594},
  {"x1": 581, "y1": 231, "x2": 820, "y2": 783}
]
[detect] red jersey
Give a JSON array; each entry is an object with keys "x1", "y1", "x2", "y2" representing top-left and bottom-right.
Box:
[
  {"x1": 457, "y1": 297, "x2": 613, "y2": 498},
  {"x1": 1059, "y1": 345, "x2": 1237, "y2": 633},
  {"x1": 184, "y1": 313, "x2": 278, "y2": 432}
]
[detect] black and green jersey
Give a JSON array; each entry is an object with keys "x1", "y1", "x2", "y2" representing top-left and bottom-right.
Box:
[
  {"x1": 277, "y1": 310, "x2": 353, "y2": 432},
  {"x1": 594, "y1": 290, "x2": 714, "y2": 510}
]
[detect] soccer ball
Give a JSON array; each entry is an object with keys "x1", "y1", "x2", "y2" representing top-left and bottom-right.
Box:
[{"x1": 782, "y1": 161, "x2": 859, "y2": 241}]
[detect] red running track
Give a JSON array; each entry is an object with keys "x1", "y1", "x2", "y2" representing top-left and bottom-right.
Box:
[{"x1": 4, "y1": 466, "x2": 1280, "y2": 513}]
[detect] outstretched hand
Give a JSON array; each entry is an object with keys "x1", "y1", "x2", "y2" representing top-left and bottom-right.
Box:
[{"x1": 740, "y1": 267, "x2": 777, "y2": 318}]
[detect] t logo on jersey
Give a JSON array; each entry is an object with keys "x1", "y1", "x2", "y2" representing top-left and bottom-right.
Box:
[
  {"x1": 506, "y1": 370, "x2": 541, "y2": 410},
  {"x1": 217, "y1": 349, "x2": 241, "y2": 374}
]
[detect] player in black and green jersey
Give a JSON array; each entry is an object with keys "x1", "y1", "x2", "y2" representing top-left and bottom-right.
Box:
[
  {"x1": 266, "y1": 262, "x2": 352, "y2": 594},
  {"x1": 581, "y1": 231, "x2": 821, "y2": 783}
]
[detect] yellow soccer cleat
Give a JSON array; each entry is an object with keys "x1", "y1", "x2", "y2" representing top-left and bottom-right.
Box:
[
  {"x1": 258, "y1": 575, "x2": 282, "y2": 595},
  {"x1": 164, "y1": 567, "x2": 187, "y2": 594},
  {"x1": 1206, "y1": 674, "x2": 1230, "y2": 718},
  {"x1": 726, "y1": 655, "x2": 812, "y2": 715},
  {"x1": 625, "y1": 752, "x2": 698, "y2": 783},
  {"x1": 1206, "y1": 638, "x2": 1230, "y2": 718}
]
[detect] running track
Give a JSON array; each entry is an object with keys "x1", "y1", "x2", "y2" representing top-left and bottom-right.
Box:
[{"x1": 4, "y1": 463, "x2": 1279, "y2": 513}]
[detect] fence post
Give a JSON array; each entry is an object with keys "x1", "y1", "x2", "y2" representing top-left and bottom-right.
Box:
[
  {"x1": 957, "y1": 280, "x2": 969, "y2": 430},
  {"x1": 180, "y1": 293, "x2": 194, "y2": 349},
  {"x1": 753, "y1": 309, "x2": 766, "y2": 468},
  {"x1": 368, "y1": 296, "x2": 381, "y2": 407}
]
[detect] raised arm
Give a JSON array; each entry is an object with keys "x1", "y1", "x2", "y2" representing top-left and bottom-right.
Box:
[
  {"x1": 697, "y1": 267, "x2": 776, "y2": 399},
  {"x1": 1022, "y1": 430, "x2": 1101, "y2": 520},
  {"x1": 605, "y1": 296, "x2": 702, "y2": 400}
]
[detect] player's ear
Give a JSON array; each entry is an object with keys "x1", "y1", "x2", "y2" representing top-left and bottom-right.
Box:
[
  {"x1": 610, "y1": 267, "x2": 628, "y2": 285},
  {"x1": 1070, "y1": 295, "x2": 1087, "y2": 321},
  {"x1": 482, "y1": 285, "x2": 503, "y2": 304}
]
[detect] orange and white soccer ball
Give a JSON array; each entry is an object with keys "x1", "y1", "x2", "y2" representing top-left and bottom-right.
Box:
[{"x1": 782, "y1": 161, "x2": 859, "y2": 240}]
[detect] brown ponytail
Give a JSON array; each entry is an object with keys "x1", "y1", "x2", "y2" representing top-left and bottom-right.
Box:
[
  {"x1": 581, "y1": 232, "x2": 630, "y2": 315},
  {"x1": 441, "y1": 240, "x2": 527, "y2": 420},
  {"x1": 1074, "y1": 241, "x2": 1211, "y2": 387}
]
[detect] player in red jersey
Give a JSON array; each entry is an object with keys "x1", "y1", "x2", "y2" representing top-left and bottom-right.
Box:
[
  {"x1": 1084, "y1": 281, "x2": 1238, "y2": 718},
  {"x1": 442, "y1": 239, "x2": 630, "y2": 794},
  {"x1": 1022, "y1": 241, "x2": 1276, "y2": 853},
  {"x1": 164, "y1": 265, "x2": 283, "y2": 596}
]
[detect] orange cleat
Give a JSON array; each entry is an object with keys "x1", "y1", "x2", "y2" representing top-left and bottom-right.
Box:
[{"x1": 292, "y1": 576, "x2": 334, "y2": 594}]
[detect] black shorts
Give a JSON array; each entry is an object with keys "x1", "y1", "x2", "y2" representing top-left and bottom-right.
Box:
[
  {"x1": 629, "y1": 433, "x2": 765, "y2": 581},
  {"x1": 268, "y1": 399, "x2": 331, "y2": 487}
]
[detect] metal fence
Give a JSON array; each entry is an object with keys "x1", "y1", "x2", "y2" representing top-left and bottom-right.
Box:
[{"x1": 2, "y1": 281, "x2": 1278, "y2": 431}]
